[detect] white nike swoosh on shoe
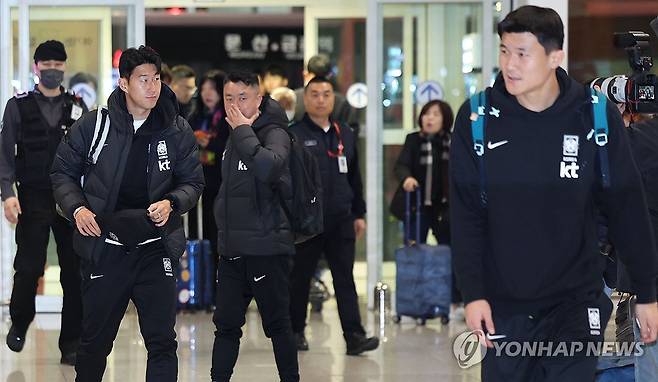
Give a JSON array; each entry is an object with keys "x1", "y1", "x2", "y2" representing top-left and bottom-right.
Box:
[
  {"x1": 487, "y1": 140, "x2": 509, "y2": 149},
  {"x1": 254, "y1": 275, "x2": 266, "y2": 282},
  {"x1": 90, "y1": 274, "x2": 104, "y2": 280}
]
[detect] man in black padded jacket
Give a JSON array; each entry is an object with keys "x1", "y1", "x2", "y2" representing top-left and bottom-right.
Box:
[
  {"x1": 51, "y1": 46, "x2": 204, "y2": 382},
  {"x1": 211, "y1": 70, "x2": 298, "y2": 382}
]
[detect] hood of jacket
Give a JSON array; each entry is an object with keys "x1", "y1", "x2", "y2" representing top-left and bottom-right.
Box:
[{"x1": 252, "y1": 96, "x2": 289, "y2": 132}]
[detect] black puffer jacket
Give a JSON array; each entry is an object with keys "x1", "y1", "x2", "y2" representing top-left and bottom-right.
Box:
[
  {"x1": 215, "y1": 97, "x2": 294, "y2": 257},
  {"x1": 51, "y1": 84, "x2": 204, "y2": 262}
]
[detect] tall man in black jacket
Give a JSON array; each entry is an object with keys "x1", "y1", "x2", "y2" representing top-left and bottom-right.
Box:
[
  {"x1": 51, "y1": 46, "x2": 204, "y2": 382},
  {"x1": 0, "y1": 40, "x2": 86, "y2": 364},
  {"x1": 450, "y1": 6, "x2": 658, "y2": 381},
  {"x1": 211, "y1": 70, "x2": 299, "y2": 382},
  {"x1": 288, "y1": 77, "x2": 378, "y2": 355}
]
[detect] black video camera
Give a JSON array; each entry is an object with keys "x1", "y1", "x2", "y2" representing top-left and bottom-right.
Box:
[{"x1": 590, "y1": 18, "x2": 658, "y2": 114}]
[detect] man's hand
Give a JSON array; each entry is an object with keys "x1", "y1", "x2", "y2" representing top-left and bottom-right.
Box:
[
  {"x1": 3, "y1": 197, "x2": 21, "y2": 224},
  {"x1": 402, "y1": 177, "x2": 419, "y2": 192},
  {"x1": 148, "y1": 200, "x2": 173, "y2": 227},
  {"x1": 465, "y1": 299, "x2": 496, "y2": 348},
  {"x1": 75, "y1": 207, "x2": 101, "y2": 237},
  {"x1": 635, "y1": 302, "x2": 658, "y2": 343},
  {"x1": 225, "y1": 104, "x2": 259, "y2": 130},
  {"x1": 354, "y1": 218, "x2": 366, "y2": 240}
]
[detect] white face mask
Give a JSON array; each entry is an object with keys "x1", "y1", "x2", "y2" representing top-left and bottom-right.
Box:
[{"x1": 285, "y1": 110, "x2": 295, "y2": 121}]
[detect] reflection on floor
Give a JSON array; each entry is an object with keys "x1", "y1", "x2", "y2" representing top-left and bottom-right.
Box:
[{"x1": 0, "y1": 299, "x2": 479, "y2": 382}]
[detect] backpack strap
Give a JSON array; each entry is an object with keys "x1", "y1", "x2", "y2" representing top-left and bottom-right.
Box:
[
  {"x1": 469, "y1": 90, "x2": 488, "y2": 207},
  {"x1": 88, "y1": 107, "x2": 109, "y2": 165},
  {"x1": 81, "y1": 107, "x2": 109, "y2": 187},
  {"x1": 591, "y1": 88, "x2": 611, "y2": 189}
]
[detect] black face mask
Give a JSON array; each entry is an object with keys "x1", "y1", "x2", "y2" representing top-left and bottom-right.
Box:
[{"x1": 39, "y1": 69, "x2": 64, "y2": 90}]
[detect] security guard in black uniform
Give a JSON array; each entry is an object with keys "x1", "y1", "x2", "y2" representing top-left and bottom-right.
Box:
[
  {"x1": 288, "y1": 77, "x2": 379, "y2": 355},
  {"x1": 0, "y1": 40, "x2": 86, "y2": 365}
]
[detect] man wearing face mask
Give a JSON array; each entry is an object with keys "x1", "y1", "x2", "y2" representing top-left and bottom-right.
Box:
[{"x1": 0, "y1": 40, "x2": 86, "y2": 365}]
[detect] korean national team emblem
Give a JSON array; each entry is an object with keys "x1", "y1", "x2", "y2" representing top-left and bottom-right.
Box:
[
  {"x1": 163, "y1": 258, "x2": 173, "y2": 277},
  {"x1": 563, "y1": 135, "x2": 579, "y2": 157},
  {"x1": 587, "y1": 307, "x2": 601, "y2": 330},
  {"x1": 157, "y1": 140, "x2": 168, "y2": 157}
]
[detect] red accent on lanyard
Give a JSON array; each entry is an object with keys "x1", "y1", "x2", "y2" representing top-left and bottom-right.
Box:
[{"x1": 326, "y1": 122, "x2": 344, "y2": 158}]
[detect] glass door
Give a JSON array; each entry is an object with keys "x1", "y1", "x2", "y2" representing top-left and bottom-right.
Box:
[{"x1": 365, "y1": 0, "x2": 510, "y2": 308}]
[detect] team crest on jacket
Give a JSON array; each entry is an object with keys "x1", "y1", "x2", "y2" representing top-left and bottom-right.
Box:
[
  {"x1": 560, "y1": 135, "x2": 579, "y2": 180},
  {"x1": 157, "y1": 140, "x2": 171, "y2": 172},
  {"x1": 157, "y1": 141, "x2": 168, "y2": 157}
]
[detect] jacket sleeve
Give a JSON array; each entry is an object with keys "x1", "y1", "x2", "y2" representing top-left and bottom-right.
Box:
[
  {"x1": 348, "y1": 129, "x2": 366, "y2": 218},
  {"x1": 165, "y1": 116, "x2": 205, "y2": 214},
  {"x1": 597, "y1": 102, "x2": 658, "y2": 304},
  {"x1": 0, "y1": 99, "x2": 20, "y2": 200},
  {"x1": 231, "y1": 124, "x2": 290, "y2": 184},
  {"x1": 394, "y1": 133, "x2": 415, "y2": 183},
  {"x1": 449, "y1": 101, "x2": 488, "y2": 304},
  {"x1": 50, "y1": 111, "x2": 95, "y2": 220}
]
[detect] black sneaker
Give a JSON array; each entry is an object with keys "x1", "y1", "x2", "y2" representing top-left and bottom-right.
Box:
[
  {"x1": 6, "y1": 324, "x2": 27, "y2": 353},
  {"x1": 294, "y1": 332, "x2": 309, "y2": 351},
  {"x1": 60, "y1": 352, "x2": 77, "y2": 366},
  {"x1": 345, "y1": 332, "x2": 379, "y2": 356}
]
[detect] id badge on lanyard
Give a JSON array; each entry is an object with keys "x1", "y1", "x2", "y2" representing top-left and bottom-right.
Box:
[
  {"x1": 328, "y1": 122, "x2": 348, "y2": 174},
  {"x1": 338, "y1": 155, "x2": 348, "y2": 173}
]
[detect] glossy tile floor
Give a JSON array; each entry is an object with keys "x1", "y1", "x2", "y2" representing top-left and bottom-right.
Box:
[{"x1": 0, "y1": 299, "x2": 480, "y2": 382}]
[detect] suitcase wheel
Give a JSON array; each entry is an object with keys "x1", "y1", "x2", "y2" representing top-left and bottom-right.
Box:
[
  {"x1": 440, "y1": 315, "x2": 450, "y2": 325},
  {"x1": 416, "y1": 318, "x2": 427, "y2": 326},
  {"x1": 393, "y1": 315, "x2": 401, "y2": 324}
]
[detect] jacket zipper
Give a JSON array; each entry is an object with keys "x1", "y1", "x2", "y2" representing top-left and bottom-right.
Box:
[{"x1": 224, "y1": 144, "x2": 232, "y2": 256}]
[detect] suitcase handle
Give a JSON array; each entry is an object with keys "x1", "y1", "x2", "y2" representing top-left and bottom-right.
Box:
[
  {"x1": 404, "y1": 188, "x2": 421, "y2": 246},
  {"x1": 183, "y1": 196, "x2": 204, "y2": 240}
]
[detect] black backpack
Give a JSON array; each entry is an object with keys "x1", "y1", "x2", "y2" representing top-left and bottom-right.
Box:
[
  {"x1": 259, "y1": 127, "x2": 324, "y2": 243},
  {"x1": 283, "y1": 129, "x2": 324, "y2": 243}
]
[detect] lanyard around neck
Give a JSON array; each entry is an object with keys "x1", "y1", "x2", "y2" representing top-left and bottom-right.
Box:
[{"x1": 326, "y1": 122, "x2": 344, "y2": 158}]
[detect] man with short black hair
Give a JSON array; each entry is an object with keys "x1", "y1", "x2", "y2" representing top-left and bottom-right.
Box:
[
  {"x1": 0, "y1": 39, "x2": 86, "y2": 365},
  {"x1": 261, "y1": 64, "x2": 289, "y2": 96},
  {"x1": 450, "y1": 6, "x2": 658, "y2": 381},
  {"x1": 51, "y1": 45, "x2": 204, "y2": 382},
  {"x1": 170, "y1": 64, "x2": 197, "y2": 118},
  {"x1": 288, "y1": 76, "x2": 378, "y2": 356},
  {"x1": 293, "y1": 55, "x2": 357, "y2": 132},
  {"x1": 211, "y1": 70, "x2": 299, "y2": 382}
]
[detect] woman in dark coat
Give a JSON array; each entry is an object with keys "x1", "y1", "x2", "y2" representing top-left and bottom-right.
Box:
[
  {"x1": 393, "y1": 99, "x2": 463, "y2": 318},
  {"x1": 393, "y1": 99, "x2": 453, "y2": 244}
]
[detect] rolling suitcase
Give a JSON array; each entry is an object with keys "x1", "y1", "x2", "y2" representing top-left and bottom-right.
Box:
[
  {"x1": 394, "y1": 189, "x2": 451, "y2": 325},
  {"x1": 177, "y1": 199, "x2": 214, "y2": 311}
]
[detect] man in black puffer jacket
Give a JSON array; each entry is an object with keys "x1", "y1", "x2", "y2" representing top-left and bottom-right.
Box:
[
  {"x1": 211, "y1": 70, "x2": 298, "y2": 382},
  {"x1": 51, "y1": 46, "x2": 204, "y2": 382}
]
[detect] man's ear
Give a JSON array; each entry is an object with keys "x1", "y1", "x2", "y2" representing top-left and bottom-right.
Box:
[
  {"x1": 548, "y1": 49, "x2": 565, "y2": 69},
  {"x1": 118, "y1": 77, "x2": 129, "y2": 93},
  {"x1": 33, "y1": 63, "x2": 39, "y2": 77}
]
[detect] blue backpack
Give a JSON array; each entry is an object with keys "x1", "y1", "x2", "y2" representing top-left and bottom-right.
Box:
[{"x1": 469, "y1": 87, "x2": 611, "y2": 206}]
